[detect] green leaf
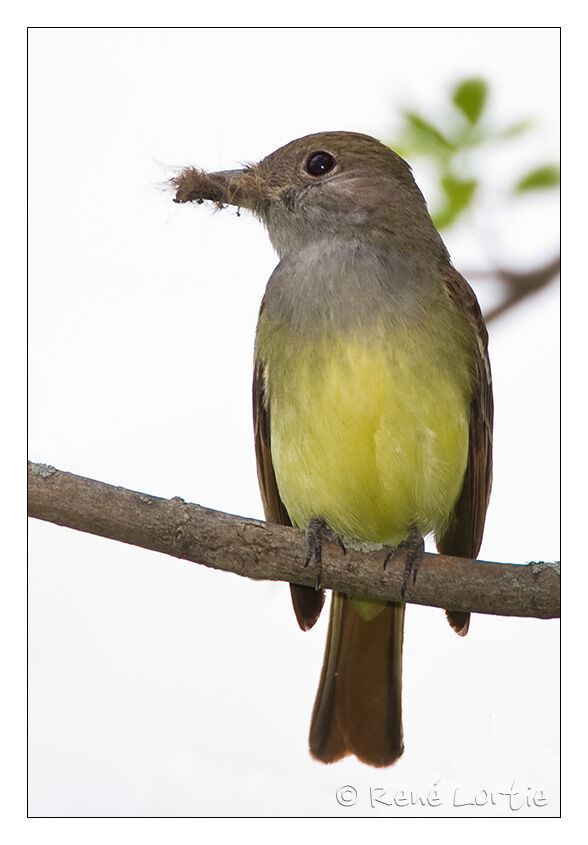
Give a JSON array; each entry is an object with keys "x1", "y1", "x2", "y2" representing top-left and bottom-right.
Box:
[
  {"x1": 433, "y1": 175, "x2": 478, "y2": 229},
  {"x1": 402, "y1": 110, "x2": 454, "y2": 156},
  {"x1": 514, "y1": 164, "x2": 560, "y2": 192},
  {"x1": 495, "y1": 118, "x2": 534, "y2": 139},
  {"x1": 442, "y1": 174, "x2": 478, "y2": 209},
  {"x1": 452, "y1": 78, "x2": 488, "y2": 125},
  {"x1": 388, "y1": 142, "x2": 409, "y2": 160}
]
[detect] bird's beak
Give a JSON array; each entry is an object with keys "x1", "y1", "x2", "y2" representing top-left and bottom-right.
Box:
[{"x1": 171, "y1": 166, "x2": 265, "y2": 213}]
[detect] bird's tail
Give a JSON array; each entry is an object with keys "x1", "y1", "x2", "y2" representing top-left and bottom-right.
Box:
[{"x1": 309, "y1": 593, "x2": 405, "y2": 767}]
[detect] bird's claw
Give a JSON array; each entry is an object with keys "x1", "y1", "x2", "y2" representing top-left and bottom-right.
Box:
[
  {"x1": 304, "y1": 518, "x2": 346, "y2": 589},
  {"x1": 384, "y1": 526, "x2": 424, "y2": 601}
]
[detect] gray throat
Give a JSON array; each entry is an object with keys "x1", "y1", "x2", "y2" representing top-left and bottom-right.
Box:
[{"x1": 261, "y1": 237, "x2": 440, "y2": 333}]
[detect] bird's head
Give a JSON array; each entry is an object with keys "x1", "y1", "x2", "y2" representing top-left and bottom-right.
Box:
[{"x1": 172, "y1": 131, "x2": 445, "y2": 259}]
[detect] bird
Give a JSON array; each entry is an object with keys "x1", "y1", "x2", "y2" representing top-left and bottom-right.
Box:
[{"x1": 172, "y1": 131, "x2": 493, "y2": 767}]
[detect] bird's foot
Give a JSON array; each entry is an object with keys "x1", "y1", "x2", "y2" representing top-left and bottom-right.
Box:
[
  {"x1": 304, "y1": 518, "x2": 346, "y2": 590},
  {"x1": 384, "y1": 526, "x2": 425, "y2": 601}
]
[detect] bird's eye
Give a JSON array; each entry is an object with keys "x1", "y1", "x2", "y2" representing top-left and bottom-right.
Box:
[{"x1": 305, "y1": 151, "x2": 336, "y2": 176}]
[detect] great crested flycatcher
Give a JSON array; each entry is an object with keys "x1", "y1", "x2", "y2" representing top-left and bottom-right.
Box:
[{"x1": 172, "y1": 131, "x2": 493, "y2": 768}]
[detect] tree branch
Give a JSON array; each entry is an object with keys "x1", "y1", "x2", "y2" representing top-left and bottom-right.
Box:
[
  {"x1": 468, "y1": 254, "x2": 560, "y2": 324},
  {"x1": 27, "y1": 461, "x2": 559, "y2": 620}
]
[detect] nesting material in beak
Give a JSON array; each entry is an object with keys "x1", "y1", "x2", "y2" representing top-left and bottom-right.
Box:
[{"x1": 171, "y1": 166, "x2": 267, "y2": 213}]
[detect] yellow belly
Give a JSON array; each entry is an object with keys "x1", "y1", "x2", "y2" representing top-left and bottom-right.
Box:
[{"x1": 261, "y1": 327, "x2": 470, "y2": 546}]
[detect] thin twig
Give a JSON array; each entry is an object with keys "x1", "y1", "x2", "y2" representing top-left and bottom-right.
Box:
[{"x1": 466, "y1": 254, "x2": 560, "y2": 323}]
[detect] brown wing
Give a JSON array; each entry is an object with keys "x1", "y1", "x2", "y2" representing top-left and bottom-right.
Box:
[
  {"x1": 436, "y1": 268, "x2": 494, "y2": 635},
  {"x1": 253, "y1": 351, "x2": 325, "y2": 631}
]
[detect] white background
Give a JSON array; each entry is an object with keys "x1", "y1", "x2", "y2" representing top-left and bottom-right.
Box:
[{"x1": 25, "y1": 27, "x2": 560, "y2": 818}]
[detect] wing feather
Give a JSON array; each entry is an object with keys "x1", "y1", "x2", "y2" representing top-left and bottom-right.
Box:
[
  {"x1": 253, "y1": 336, "x2": 325, "y2": 631},
  {"x1": 436, "y1": 268, "x2": 494, "y2": 635}
]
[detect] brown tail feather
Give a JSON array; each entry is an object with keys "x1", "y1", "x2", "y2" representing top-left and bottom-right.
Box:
[
  {"x1": 290, "y1": 583, "x2": 325, "y2": 631},
  {"x1": 309, "y1": 593, "x2": 405, "y2": 767},
  {"x1": 445, "y1": 609, "x2": 470, "y2": 636}
]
